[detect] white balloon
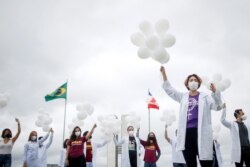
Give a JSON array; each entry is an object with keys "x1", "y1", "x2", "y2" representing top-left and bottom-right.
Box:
[
  {"x1": 130, "y1": 32, "x2": 145, "y2": 47},
  {"x1": 145, "y1": 35, "x2": 160, "y2": 50},
  {"x1": 83, "y1": 103, "x2": 94, "y2": 115},
  {"x1": 137, "y1": 47, "x2": 152, "y2": 59},
  {"x1": 212, "y1": 73, "x2": 222, "y2": 83},
  {"x1": 0, "y1": 94, "x2": 9, "y2": 108},
  {"x1": 42, "y1": 126, "x2": 50, "y2": 132},
  {"x1": 159, "y1": 53, "x2": 170, "y2": 64},
  {"x1": 155, "y1": 19, "x2": 169, "y2": 34},
  {"x1": 222, "y1": 78, "x2": 231, "y2": 88},
  {"x1": 160, "y1": 34, "x2": 176, "y2": 48},
  {"x1": 43, "y1": 117, "x2": 53, "y2": 124},
  {"x1": 139, "y1": 21, "x2": 153, "y2": 36},
  {"x1": 35, "y1": 120, "x2": 43, "y2": 127},
  {"x1": 77, "y1": 110, "x2": 87, "y2": 120},
  {"x1": 152, "y1": 48, "x2": 169, "y2": 64},
  {"x1": 76, "y1": 104, "x2": 84, "y2": 111}
]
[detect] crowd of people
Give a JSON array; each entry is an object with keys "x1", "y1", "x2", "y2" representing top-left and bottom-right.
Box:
[{"x1": 0, "y1": 66, "x2": 249, "y2": 167}]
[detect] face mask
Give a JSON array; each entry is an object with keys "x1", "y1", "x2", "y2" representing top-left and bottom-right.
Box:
[
  {"x1": 4, "y1": 134, "x2": 12, "y2": 139},
  {"x1": 31, "y1": 136, "x2": 37, "y2": 141},
  {"x1": 188, "y1": 81, "x2": 199, "y2": 91},
  {"x1": 75, "y1": 131, "x2": 81, "y2": 137},
  {"x1": 128, "y1": 130, "x2": 134, "y2": 136},
  {"x1": 242, "y1": 115, "x2": 247, "y2": 120}
]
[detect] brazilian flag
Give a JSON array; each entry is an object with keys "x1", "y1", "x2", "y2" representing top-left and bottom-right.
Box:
[{"x1": 45, "y1": 82, "x2": 67, "y2": 102}]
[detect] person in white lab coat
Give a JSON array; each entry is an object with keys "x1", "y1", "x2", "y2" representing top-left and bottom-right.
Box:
[
  {"x1": 220, "y1": 103, "x2": 250, "y2": 167},
  {"x1": 37, "y1": 129, "x2": 54, "y2": 167},
  {"x1": 160, "y1": 66, "x2": 223, "y2": 167},
  {"x1": 82, "y1": 131, "x2": 108, "y2": 167},
  {"x1": 58, "y1": 139, "x2": 69, "y2": 167},
  {"x1": 113, "y1": 125, "x2": 141, "y2": 167},
  {"x1": 23, "y1": 128, "x2": 52, "y2": 167},
  {"x1": 164, "y1": 125, "x2": 186, "y2": 167}
]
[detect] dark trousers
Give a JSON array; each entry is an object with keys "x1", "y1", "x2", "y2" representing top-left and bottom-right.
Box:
[
  {"x1": 235, "y1": 146, "x2": 250, "y2": 167},
  {"x1": 173, "y1": 163, "x2": 187, "y2": 167},
  {"x1": 0, "y1": 154, "x2": 11, "y2": 167},
  {"x1": 69, "y1": 155, "x2": 86, "y2": 167},
  {"x1": 129, "y1": 151, "x2": 137, "y2": 167},
  {"x1": 182, "y1": 128, "x2": 213, "y2": 167}
]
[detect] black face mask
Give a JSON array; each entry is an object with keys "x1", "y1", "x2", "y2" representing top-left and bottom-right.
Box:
[{"x1": 4, "y1": 134, "x2": 12, "y2": 139}]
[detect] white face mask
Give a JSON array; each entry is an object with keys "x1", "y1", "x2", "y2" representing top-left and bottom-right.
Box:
[
  {"x1": 188, "y1": 81, "x2": 199, "y2": 91},
  {"x1": 128, "y1": 130, "x2": 134, "y2": 136},
  {"x1": 31, "y1": 136, "x2": 37, "y2": 141},
  {"x1": 75, "y1": 131, "x2": 81, "y2": 137},
  {"x1": 242, "y1": 115, "x2": 247, "y2": 120}
]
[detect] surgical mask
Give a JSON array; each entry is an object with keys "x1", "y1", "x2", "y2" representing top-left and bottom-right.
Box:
[
  {"x1": 75, "y1": 131, "x2": 81, "y2": 137},
  {"x1": 149, "y1": 136, "x2": 154, "y2": 140},
  {"x1": 31, "y1": 136, "x2": 37, "y2": 141},
  {"x1": 242, "y1": 115, "x2": 247, "y2": 120},
  {"x1": 188, "y1": 81, "x2": 199, "y2": 91},
  {"x1": 128, "y1": 130, "x2": 134, "y2": 136},
  {"x1": 4, "y1": 134, "x2": 12, "y2": 139}
]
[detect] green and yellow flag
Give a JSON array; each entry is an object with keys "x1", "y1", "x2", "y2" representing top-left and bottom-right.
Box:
[{"x1": 45, "y1": 82, "x2": 67, "y2": 102}]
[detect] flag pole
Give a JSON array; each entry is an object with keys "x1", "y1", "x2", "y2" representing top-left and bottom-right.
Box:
[
  {"x1": 148, "y1": 108, "x2": 150, "y2": 133},
  {"x1": 63, "y1": 98, "x2": 67, "y2": 141}
]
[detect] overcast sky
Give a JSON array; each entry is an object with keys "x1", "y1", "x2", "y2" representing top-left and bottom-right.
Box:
[{"x1": 1, "y1": 0, "x2": 250, "y2": 166}]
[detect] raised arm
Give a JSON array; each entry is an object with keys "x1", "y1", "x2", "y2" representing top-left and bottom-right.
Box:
[
  {"x1": 160, "y1": 66, "x2": 183, "y2": 103},
  {"x1": 38, "y1": 128, "x2": 51, "y2": 144},
  {"x1": 12, "y1": 118, "x2": 21, "y2": 143},
  {"x1": 85, "y1": 124, "x2": 97, "y2": 140},
  {"x1": 210, "y1": 83, "x2": 223, "y2": 111},
  {"x1": 164, "y1": 125, "x2": 171, "y2": 143},
  {"x1": 220, "y1": 104, "x2": 232, "y2": 129},
  {"x1": 45, "y1": 129, "x2": 54, "y2": 149},
  {"x1": 113, "y1": 134, "x2": 125, "y2": 146}
]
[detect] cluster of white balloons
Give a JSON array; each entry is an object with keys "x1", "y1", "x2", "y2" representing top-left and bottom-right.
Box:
[
  {"x1": 160, "y1": 109, "x2": 176, "y2": 126},
  {"x1": 213, "y1": 124, "x2": 221, "y2": 140},
  {"x1": 131, "y1": 19, "x2": 176, "y2": 64},
  {"x1": 202, "y1": 73, "x2": 231, "y2": 92},
  {"x1": 124, "y1": 114, "x2": 141, "y2": 129},
  {"x1": 0, "y1": 93, "x2": 10, "y2": 108},
  {"x1": 98, "y1": 115, "x2": 121, "y2": 140},
  {"x1": 68, "y1": 103, "x2": 94, "y2": 131},
  {"x1": 35, "y1": 109, "x2": 53, "y2": 132}
]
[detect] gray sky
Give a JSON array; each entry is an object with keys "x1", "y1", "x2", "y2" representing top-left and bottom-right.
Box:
[{"x1": 1, "y1": 0, "x2": 250, "y2": 166}]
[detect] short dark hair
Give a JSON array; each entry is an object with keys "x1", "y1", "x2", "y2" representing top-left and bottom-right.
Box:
[
  {"x1": 184, "y1": 74, "x2": 202, "y2": 90},
  {"x1": 63, "y1": 139, "x2": 69, "y2": 149},
  {"x1": 1, "y1": 129, "x2": 12, "y2": 138},
  {"x1": 127, "y1": 126, "x2": 134, "y2": 131},
  {"x1": 83, "y1": 131, "x2": 89, "y2": 137},
  {"x1": 234, "y1": 109, "x2": 242, "y2": 118}
]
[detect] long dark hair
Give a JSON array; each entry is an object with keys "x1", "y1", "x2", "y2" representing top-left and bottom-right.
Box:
[
  {"x1": 146, "y1": 132, "x2": 159, "y2": 146},
  {"x1": 70, "y1": 126, "x2": 81, "y2": 141},
  {"x1": 1, "y1": 128, "x2": 12, "y2": 138}
]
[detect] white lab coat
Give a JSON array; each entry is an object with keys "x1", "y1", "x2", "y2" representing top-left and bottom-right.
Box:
[
  {"x1": 85, "y1": 140, "x2": 108, "y2": 167},
  {"x1": 163, "y1": 80, "x2": 222, "y2": 160},
  {"x1": 23, "y1": 132, "x2": 49, "y2": 167},
  {"x1": 220, "y1": 108, "x2": 242, "y2": 163},
  {"x1": 37, "y1": 133, "x2": 53, "y2": 167},
  {"x1": 214, "y1": 141, "x2": 223, "y2": 167},
  {"x1": 169, "y1": 139, "x2": 186, "y2": 164},
  {"x1": 114, "y1": 136, "x2": 141, "y2": 167}
]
